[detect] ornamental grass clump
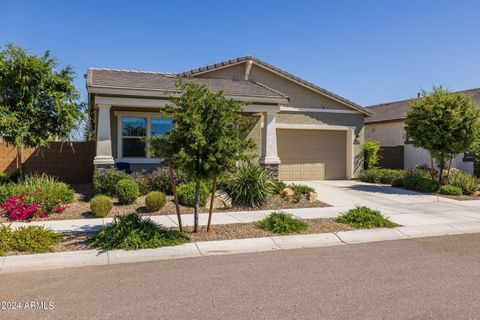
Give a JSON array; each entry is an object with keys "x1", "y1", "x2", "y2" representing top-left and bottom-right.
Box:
[
  {"x1": 0, "y1": 225, "x2": 63, "y2": 256},
  {"x1": 89, "y1": 213, "x2": 189, "y2": 250},
  {"x1": 256, "y1": 211, "x2": 308, "y2": 234},
  {"x1": 447, "y1": 170, "x2": 478, "y2": 195},
  {"x1": 223, "y1": 164, "x2": 274, "y2": 208},
  {"x1": 336, "y1": 206, "x2": 395, "y2": 229}
]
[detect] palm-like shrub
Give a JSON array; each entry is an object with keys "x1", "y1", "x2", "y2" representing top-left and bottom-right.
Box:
[
  {"x1": 223, "y1": 164, "x2": 274, "y2": 208},
  {"x1": 115, "y1": 179, "x2": 140, "y2": 204}
]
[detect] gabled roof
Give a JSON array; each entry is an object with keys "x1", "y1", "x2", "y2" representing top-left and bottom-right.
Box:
[
  {"x1": 181, "y1": 56, "x2": 372, "y2": 116},
  {"x1": 86, "y1": 68, "x2": 289, "y2": 101},
  {"x1": 365, "y1": 88, "x2": 480, "y2": 124}
]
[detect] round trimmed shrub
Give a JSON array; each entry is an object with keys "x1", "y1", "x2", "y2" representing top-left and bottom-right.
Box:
[
  {"x1": 115, "y1": 179, "x2": 140, "y2": 204},
  {"x1": 90, "y1": 195, "x2": 113, "y2": 217},
  {"x1": 145, "y1": 191, "x2": 167, "y2": 211},
  {"x1": 439, "y1": 185, "x2": 463, "y2": 196},
  {"x1": 416, "y1": 179, "x2": 439, "y2": 193}
]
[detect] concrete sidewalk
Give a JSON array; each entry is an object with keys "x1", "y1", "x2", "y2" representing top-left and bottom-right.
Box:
[
  {"x1": 2, "y1": 206, "x2": 347, "y2": 233},
  {"x1": 2, "y1": 221, "x2": 480, "y2": 274}
]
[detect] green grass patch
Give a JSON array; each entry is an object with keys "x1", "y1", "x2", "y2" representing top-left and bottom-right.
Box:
[
  {"x1": 89, "y1": 213, "x2": 189, "y2": 250},
  {"x1": 336, "y1": 206, "x2": 395, "y2": 229},
  {"x1": 0, "y1": 225, "x2": 63, "y2": 256},
  {"x1": 256, "y1": 211, "x2": 308, "y2": 234}
]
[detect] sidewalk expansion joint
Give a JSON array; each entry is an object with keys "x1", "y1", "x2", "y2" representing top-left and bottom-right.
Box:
[
  {"x1": 193, "y1": 242, "x2": 205, "y2": 256},
  {"x1": 332, "y1": 232, "x2": 347, "y2": 244}
]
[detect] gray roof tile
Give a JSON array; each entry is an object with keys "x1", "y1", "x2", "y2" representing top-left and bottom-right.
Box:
[
  {"x1": 87, "y1": 68, "x2": 288, "y2": 99},
  {"x1": 365, "y1": 88, "x2": 480, "y2": 123}
]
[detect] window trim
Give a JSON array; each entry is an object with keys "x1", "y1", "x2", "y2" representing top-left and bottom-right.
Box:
[{"x1": 114, "y1": 111, "x2": 173, "y2": 162}]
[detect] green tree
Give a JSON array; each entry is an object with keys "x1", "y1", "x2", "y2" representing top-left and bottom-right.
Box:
[
  {"x1": 151, "y1": 81, "x2": 255, "y2": 232},
  {"x1": 405, "y1": 87, "x2": 480, "y2": 184},
  {"x1": 363, "y1": 139, "x2": 381, "y2": 169},
  {"x1": 0, "y1": 44, "x2": 83, "y2": 179}
]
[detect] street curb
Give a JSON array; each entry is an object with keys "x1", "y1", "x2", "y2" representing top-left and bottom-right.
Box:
[{"x1": 1, "y1": 224, "x2": 478, "y2": 274}]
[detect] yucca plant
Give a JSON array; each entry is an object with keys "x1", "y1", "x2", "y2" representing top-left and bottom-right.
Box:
[{"x1": 223, "y1": 163, "x2": 274, "y2": 208}]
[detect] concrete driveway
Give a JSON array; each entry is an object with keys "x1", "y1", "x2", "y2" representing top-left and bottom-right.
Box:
[{"x1": 289, "y1": 180, "x2": 480, "y2": 226}]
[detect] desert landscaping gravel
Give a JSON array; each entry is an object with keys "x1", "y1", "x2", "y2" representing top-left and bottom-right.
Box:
[{"x1": 0, "y1": 218, "x2": 352, "y2": 256}]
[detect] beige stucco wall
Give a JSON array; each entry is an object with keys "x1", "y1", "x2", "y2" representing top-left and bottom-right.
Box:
[
  {"x1": 365, "y1": 120, "x2": 405, "y2": 147},
  {"x1": 197, "y1": 63, "x2": 352, "y2": 111}
]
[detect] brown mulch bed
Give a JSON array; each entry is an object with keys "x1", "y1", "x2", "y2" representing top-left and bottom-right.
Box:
[
  {"x1": 0, "y1": 183, "x2": 330, "y2": 222},
  {"x1": 437, "y1": 192, "x2": 480, "y2": 201},
  {"x1": 1, "y1": 218, "x2": 352, "y2": 256},
  {"x1": 184, "y1": 218, "x2": 353, "y2": 242}
]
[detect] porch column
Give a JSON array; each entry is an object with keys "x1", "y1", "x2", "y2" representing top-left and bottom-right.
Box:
[
  {"x1": 93, "y1": 104, "x2": 115, "y2": 166},
  {"x1": 259, "y1": 111, "x2": 281, "y2": 180}
]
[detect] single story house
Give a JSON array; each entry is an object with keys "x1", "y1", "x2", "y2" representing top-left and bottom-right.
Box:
[
  {"x1": 86, "y1": 56, "x2": 372, "y2": 180},
  {"x1": 365, "y1": 88, "x2": 480, "y2": 176}
]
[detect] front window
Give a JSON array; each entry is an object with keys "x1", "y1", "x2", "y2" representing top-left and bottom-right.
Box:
[{"x1": 121, "y1": 116, "x2": 173, "y2": 158}]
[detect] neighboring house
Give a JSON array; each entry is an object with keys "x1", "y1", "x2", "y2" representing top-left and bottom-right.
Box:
[
  {"x1": 86, "y1": 56, "x2": 372, "y2": 181},
  {"x1": 365, "y1": 88, "x2": 480, "y2": 175}
]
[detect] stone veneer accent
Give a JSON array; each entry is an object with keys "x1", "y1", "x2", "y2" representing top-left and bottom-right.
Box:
[{"x1": 261, "y1": 163, "x2": 279, "y2": 181}]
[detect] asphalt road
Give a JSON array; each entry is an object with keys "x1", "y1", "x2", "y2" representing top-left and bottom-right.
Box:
[{"x1": 2, "y1": 234, "x2": 480, "y2": 320}]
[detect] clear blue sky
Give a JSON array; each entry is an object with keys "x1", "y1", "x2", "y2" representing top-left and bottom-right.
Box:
[{"x1": 1, "y1": 0, "x2": 479, "y2": 106}]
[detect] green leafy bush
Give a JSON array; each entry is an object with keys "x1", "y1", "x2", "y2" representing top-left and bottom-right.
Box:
[
  {"x1": 0, "y1": 174, "x2": 74, "y2": 216},
  {"x1": 222, "y1": 164, "x2": 274, "y2": 208},
  {"x1": 416, "y1": 178, "x2": 439, "y2": 193},
  {"x1": 287, "y1": 183, "x2": 315, "y2": 196},
  {"x1": 176, "y1": 181, "x2": 210, "y2": 207},
  {"x1": 359, "y1": 168, "x2": 405, "y2": 184},
  {"x1": 271, "y1": 181, "x2": 287, "y2": 195},
  {"x1": 0, "y1": 225, "x2": 63, "y2": 256},
  {"x1": 256, "y1": 211, "x2": 308, "y2": 234},
  {"x1": 336, "y1": 206, "x2": 395, "y2": 228},
  {"x1": 363, "y1": 139, "x2": 381, "y2": 169},
  {"x1": 115, "y1": 179, "x2": 140, "y2": 205},
  {"x1": 447, "y1": 170, "x2": 478, "y2": 195},
  {"x1": 439, "y1": 185, "x2": 463, "y2": 196},
  {"x1": 90, "y1": 195, "x2": 113, "y2": 217},
  {"x1": 89, "y1": 213, "x2": 189, "y2": 250},
  {"x1": 401, "y1": 169, "x2": 439, "y2": 193},
  {"x1": 0, "y1": 172, "x2": 13, "y2": 184},
  {"x1": 145, "y1": 191, "x2": 167, "y2": 211},
  {"x1": 391, "y1": 178, "x2": 404, "y2": 187},
  {"x1": 130, "y1": 168, "x2": 189, "y2": 195},
  {"x1": 93, "y1": 167, "x2": 128, "y2": 197}
]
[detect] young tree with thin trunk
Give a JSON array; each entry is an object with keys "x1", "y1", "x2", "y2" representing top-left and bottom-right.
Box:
[
  {"x1": 151, "y1": 81, "x2": 254, "y2": 232},
  {"x1": 0, "y1": 44, "x2": 82, "y2": 180},
  {"x1": 405, "y1": 87, "x2": 480, "y2": 185}
]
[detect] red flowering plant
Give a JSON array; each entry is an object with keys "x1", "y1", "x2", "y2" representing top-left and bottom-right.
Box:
[
  {"x1": 0, "y1": 194, "x2": 46, "y2": 221},
  {"x1": 0, "y1": 174, "x2": 74, "y2": 221}
]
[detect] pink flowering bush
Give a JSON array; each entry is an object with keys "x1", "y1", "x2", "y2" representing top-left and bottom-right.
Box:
[
  {"x1": 0, "y1": 174, "x2": 74, "y2": 221},
  {"x1": 0, "y1": 195, "x2": 45, "y2": 221}
]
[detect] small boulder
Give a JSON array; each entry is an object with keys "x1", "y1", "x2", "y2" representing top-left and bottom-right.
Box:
[
  {"x1": 281, "y1": 188, "x2": 295, "y2": 197},
  {"x1": 206, "y1": 190, "x2": 232, "y2": 209},
  {"x1": 307, "y1": 191, "x2": 317, "y2": 202}
]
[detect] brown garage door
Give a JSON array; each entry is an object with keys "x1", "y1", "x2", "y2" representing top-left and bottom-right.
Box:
[{"x1": 277, "y1": 129, "x2": 346, "y2": 180}]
